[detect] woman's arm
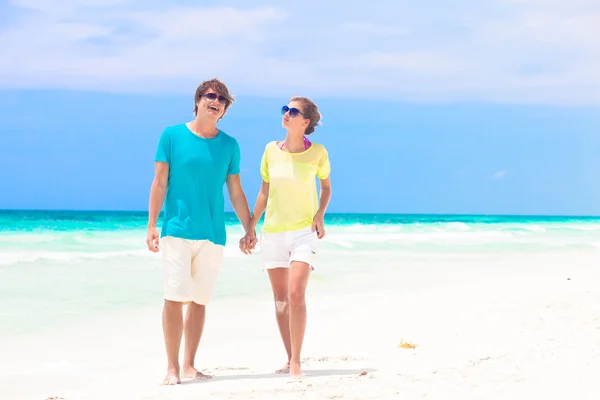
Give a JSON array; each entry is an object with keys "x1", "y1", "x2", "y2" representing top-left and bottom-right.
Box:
[
  {"x1": 238, "y1": 180, "x2": 269, "y2": 254},
  {"x1": 313, "y1": 176, "x2": 331, "y2": 239},
  {"x1": 249, "y1": 180, "x2": 270, "y2": 233},
  {"x1": 316, "y1": 176, "x2": 331, "y2": 217}
]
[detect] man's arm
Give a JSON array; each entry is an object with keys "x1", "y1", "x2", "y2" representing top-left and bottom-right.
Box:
[
  {"x1": 146, "y1": 161, "x2": 169, "y2": 251},
  {"x1": 226, "y1": 174, "x2": 252, "y2": 233}
]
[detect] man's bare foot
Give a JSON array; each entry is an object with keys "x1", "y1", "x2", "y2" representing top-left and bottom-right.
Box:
[
  {"x1": 182, "y1": 366, "x2": 212, "y2": 380},
  {"x1": 161, "y1": 369, "x2": 180, "y2": 386},
  {"x1": 275, "y1": 363, "x2": 290, "y2": 374},
  {"x1": 289, "y1": 360, "x2": 303, "y2": 378}
]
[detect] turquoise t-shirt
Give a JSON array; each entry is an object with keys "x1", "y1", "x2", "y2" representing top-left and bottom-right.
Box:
[{"x1": 154, "y1": 123, "x2": 240, "y2": 246}]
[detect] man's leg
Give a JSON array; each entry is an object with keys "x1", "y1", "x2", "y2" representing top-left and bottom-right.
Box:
[
  {"x1": 267, "y1": 267, "x2": 292, "y2": 373},
  {"x1": 180, "y1": 241, "x2": 223, "y2": 380},
  {"x1": 181, "y1": 301, "x2": 211, "y2": 379},
  {"x1": 161, "y1": 236, "x2": 193, "y2": 385},
  {"x1": 288, "y1": 261, "x2": 312, "y2": 377},
  {"x1": 162, "y1": 300, "x2": 184, "y2": 385}
]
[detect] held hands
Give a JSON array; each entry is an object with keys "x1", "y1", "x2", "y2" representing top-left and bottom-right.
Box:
[
  {"x1": 312, "y1": 212, "x2": 326, "y2": 239},
  {"x1": 239, "y1": 230, "x2": 258, "y2": 254}
]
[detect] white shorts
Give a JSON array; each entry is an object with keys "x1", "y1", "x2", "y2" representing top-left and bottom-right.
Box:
[
  {"x1": 161, "y1": 236, "x2": 224, "y2": 305},
  {"x1": 261, "y1": 227, "x2": 319, "y2": 269}
]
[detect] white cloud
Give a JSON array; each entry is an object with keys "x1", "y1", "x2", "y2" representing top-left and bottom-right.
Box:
[
  {"x1": 0, "y1": 0, "x2": 599, "y2": 105},
  {"x1": 492, "y1": 170, "x2": 509, "y2": 179}
]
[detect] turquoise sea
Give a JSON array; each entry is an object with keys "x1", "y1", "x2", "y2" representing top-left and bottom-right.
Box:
[{"x1": 1, "y1": 210, "x2": 599, "y2": 338}]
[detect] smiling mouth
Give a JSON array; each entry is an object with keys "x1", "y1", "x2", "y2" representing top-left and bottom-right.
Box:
[{"x1": 208, "y1": 105, "x2": 219, "y2": 112}]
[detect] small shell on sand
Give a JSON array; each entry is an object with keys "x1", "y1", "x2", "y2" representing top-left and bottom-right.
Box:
[{"x1": 398, "y1": 339, "x2": 418, "y2": 349}]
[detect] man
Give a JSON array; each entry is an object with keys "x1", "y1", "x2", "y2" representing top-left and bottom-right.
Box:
[{"x1": 146, "y1": 78, "x2": 257, "y2": 386}]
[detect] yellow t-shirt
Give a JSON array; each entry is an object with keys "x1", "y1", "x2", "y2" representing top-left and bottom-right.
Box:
[{"x1": 260, "y1": 141, "x2": 331, "y2": 234}]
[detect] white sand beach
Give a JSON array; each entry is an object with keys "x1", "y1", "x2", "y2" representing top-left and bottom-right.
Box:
[{"x1": 1, "y1": 250, "x2": 599, "y2": 400}]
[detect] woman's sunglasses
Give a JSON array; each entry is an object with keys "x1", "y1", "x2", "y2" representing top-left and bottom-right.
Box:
[
  {"x1": 281, "y1": 105, "x2": 308, "y2": 119},
  {"x1": 203, "y1": 93, "x2": 228, "y2": 105}
]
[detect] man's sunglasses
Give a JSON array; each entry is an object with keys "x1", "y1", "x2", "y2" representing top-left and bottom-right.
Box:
[
  {"x1": 281, "y1": 105, "x2": 308, "y2": 118},
  {"x1": 202, "y1": 93, "x2": 228, "y2": 105}
]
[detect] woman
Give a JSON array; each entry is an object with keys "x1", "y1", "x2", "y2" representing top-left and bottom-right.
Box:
[{"x1": 241, "y1": 96, "x2": 332, "y2": 377}]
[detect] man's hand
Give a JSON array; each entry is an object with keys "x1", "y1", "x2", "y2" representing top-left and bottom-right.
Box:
[
  {"x1": 239, "y1": 231, "x2": 258, "y2": 254},
  {"x1": 147, "y1": 226, "x2": 160, "y2": 252},
  {"x1": 147, "y1": 162, "x2": 168, "y2": 252},
  {"x1": 312, "y1": 212, "x2": 326, "y2": 239}
]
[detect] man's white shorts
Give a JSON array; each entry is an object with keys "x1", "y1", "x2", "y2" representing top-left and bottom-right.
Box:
[
  {"x1": 261, "y1": 227, "x2": 319, "y2": 269},
  {"x1": 161, "y1": 236, "x2": 224, "y2": 305}
]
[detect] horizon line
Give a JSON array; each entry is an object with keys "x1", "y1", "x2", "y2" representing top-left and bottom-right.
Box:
[{"x1": 0, "y1": 208, "x2": 598, "y2": 219}]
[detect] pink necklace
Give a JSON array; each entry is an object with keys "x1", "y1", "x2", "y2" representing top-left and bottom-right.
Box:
[{"x1": 280, "y1": 136, "x2": 311, "y2": 151}]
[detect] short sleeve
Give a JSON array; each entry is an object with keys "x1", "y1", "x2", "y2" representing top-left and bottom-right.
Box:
[
  {"x1": 316, "y1": 147, "x2": 331, "y2": 179},
  {"x1": 227, "y1": 139, "x2": 241, "y2": 175},
  {"x1": 154, "y1": 129, "x2": 171, "y2": 164},
  {"x1": 260, "y1": 146, "x2": 270, "y2": 183}
]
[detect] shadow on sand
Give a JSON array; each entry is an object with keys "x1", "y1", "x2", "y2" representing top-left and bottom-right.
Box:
[{"x1": 180, "y1": 367, "x2": 378, "y2": 385}]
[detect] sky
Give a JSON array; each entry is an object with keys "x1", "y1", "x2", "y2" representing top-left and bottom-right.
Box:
[{"x1": 1, "y1": 0, "x2": 599, "y2": 215}]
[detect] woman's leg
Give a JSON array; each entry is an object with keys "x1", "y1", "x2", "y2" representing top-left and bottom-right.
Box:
[
  {"x1": 288, "y1": 261, "x2": 312, "y2": 377},
  {"x1": 267, "y1": 267, "x2": 292, "y2": 373}
]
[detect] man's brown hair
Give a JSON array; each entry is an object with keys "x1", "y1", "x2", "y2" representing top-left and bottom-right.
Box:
[{"x1": 193, "y1": 78, "x2": 235, "y2": 117}]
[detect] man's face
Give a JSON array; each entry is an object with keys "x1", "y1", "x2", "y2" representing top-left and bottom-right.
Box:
[{"x1": 197, "y1": 88, "x2": 227, "y2": 121}]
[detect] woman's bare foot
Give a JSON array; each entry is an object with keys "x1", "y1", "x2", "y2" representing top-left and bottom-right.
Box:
[
  {"x1": 275, "y1": 363, "x2": 290, "y2": 374},
  {"x1": 289, "y1": 360, "x2": 303, "y2": 378},
  {"x1": 161, "y1": 369, "x2": 180, "y2": 386},
  {"x1": 182, "y1": 366, "x2": 212, "y2": 380}
]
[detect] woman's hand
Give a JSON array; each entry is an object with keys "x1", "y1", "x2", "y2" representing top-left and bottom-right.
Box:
[{"x1": 312, "y1": 212, "x2": 326, "y2": 239}]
